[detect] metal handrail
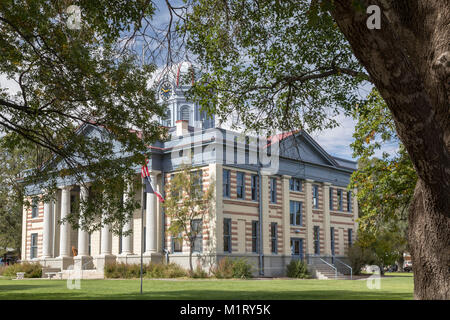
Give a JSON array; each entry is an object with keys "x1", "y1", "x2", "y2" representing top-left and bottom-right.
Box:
[
  {"x1": 319, "y1": 257, "x2": 337, "y2": 279},
  {"x1": 334, "y1": 257, "x2": 352, "y2": 280}
]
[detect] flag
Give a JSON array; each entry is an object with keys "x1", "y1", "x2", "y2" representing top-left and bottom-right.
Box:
[{"x1": 141, "y1": 159, "x2": 165, "y2": 203}]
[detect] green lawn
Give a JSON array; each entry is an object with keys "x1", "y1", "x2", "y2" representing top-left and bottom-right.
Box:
[{"x1": 0, "y1": 273, "x2": 413, "y2": 300}]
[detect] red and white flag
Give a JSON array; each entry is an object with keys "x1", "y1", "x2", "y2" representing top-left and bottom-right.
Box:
[{"x1": 141, "y1": 159, "x2": 164, "y2": 203}]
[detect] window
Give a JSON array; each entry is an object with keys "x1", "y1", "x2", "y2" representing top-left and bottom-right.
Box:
[
  {"x1": 290, "y1": 201, "x2": 302, "y2": 226},
  {"x1": 270, "y1": 178, "x2": 277, "y2": 203},
  {"x1": 347, "y1": 191, "x2": 352, "y2": 212},
  {"x1": 223, "y1": 169, "x2": 230, "y2": 197},
  {"x1": 223, "y1": 218, "x2": 232, "y2": 253},
  {"x1": 190, "y1": 170, "x2": 203, "y2": 199},
  {"x1": 271, "y1": 222, "x2": 278, "y2": 254},
  {"x1": 30, "y1": 233, "x2": 38, "y2": 259},
  {"x1": 236, "y1": 172, "x2": 245, "y2": 199},
  {"x1": 337, "y1": 190, "x2": 343, "y2": 211},
  {"x1": 251, "y1": 174, "x2": 258, "y2": 201},
  {"x1": 180, "y1": 105, "x2": 190, "y2": 122},
  {"x1": 251, "y1": 221, "x2": 259, "y2": 253},
  {"x1": 172, "y1": 233, "x2": 183, "y2": 253},
  {"x1": 313, "y1": 185, "x2": 319, "y2": 209},
  {"x1": 31, "y1": 198, "x2": 38, "y2": 218},
  {"x1": 163, "y1": 109, "x2": 171, "y2": 127},
  {"x1": 330, "y1": 227, "x2": 335, "y2": 256},
  {"x1": 348, "y1": 229, "x2": 353, "y2": 248},
  {"x1": 291, "y1": 238, "x2": 304, "y2": 260},
  {"x1": 329, "y1": 187, "x2": 334, "y2": 210},
  {"x1": 289, "y1": 178, "x2": 302, "y2": 192},
  {"x1": 191, "y1": 219, "x2": 203, "y2": 253},
  {"x1": 314, "y1": 226, "x2": 320, "y2": 255}
]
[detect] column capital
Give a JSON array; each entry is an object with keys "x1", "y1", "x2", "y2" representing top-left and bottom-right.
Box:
[
  {"x1": 282, "y1": 174, "x2": 291, "y2": 179},
  {"x1": 323, "y1": 182, "x2": 332, "y2": 186},
  {"x1": 305, "y1": 179, "x2": 314, "y2": 183}
]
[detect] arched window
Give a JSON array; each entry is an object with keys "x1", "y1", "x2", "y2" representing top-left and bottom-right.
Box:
[
  {"x1": 180, "y1": 105, "x2": 190, "y2": 123},
  {"x1": 163, "y1": 109, "x2": 171, "y2": 127}
]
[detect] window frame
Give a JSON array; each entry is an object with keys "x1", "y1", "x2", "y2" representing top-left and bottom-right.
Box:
[
  {"x1": 313, "y1": 185, "x2": 319, "y2": 209},
  {"x1": 348, "y1": 229, "x2": 353, "y2": 248},
  {"x1": 236, "y1": 172, "x2": 245, "y2": 199},
  {"x1": 271, "y1": 222, "x2": 278, "y2": 254},
  {"x1": 289, "y1": 178, "x2": 302, "y2": 192},
  {"x1": 223, "y1": 169, "x2": 230, "y2": 198},
  {"x1": 251, "y1": 174, "x2": 258, "y2": 201},
  {"x1": 347, "y1": 191, "x2": 352, "y2": 212},
  {"x1": 270, "y1": 178, "x2": 277, "y2": 204},
  {"x1": 191, "y1": 219, "x2": 203, "y2": 253},
  {"x1": 30, "y1": 233, "x2": 38, "y2": 259},
  {"x1": 330, "y1": 227, "x2": 335, "y2": 256},
  {"x1": 172, "y1": 233, "x2": 183, "y2": 253},
  {"x1": 223, "y1": 218, "x2": 232, "y2": 253},
  {"x1": 251, "y1": 220, "x2": 259, "y2": 253},
  {"x1": 31, "y1": 198, "x2": 39, "y2": 218},
  {"x1": 313, "y1": 226, "x2": 320, "y2": 255},
  {"x1": 290, "y1": 200, "x2": 303, "y2": 226},
  {"x1": 337, "y1": 189, "x2": 343, "y2": 211},
  {"x1": 329, "y1": 187, "x2": 334, "y2": 210}
]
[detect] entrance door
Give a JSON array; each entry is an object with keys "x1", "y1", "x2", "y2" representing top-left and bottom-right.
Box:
[{"x1": 291, "y1": 238, "x2": 304, "y2": 261}]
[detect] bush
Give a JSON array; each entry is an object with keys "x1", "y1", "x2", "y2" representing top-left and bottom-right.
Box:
[
  {"x1": 164, "y1": 263, "x2": 187, "y2": 278},
  {"x1": 231, "y1": 259, "x2": 253, "y2": 279},
  {"x1": 105, "y1": 262, "x2": 187, "y2": 279},
  {"x1": 211, "y1": 257, "x2": 234, "y2": 279},
  {"x1": 1, "y1": 262, "x2": 42, "y2": 278},
  {"x1": 189, "y1": 266, "x2": 209, "y2": 278},
  {"x1": 211, "y1": 257, "x2": 253, "y2": 279},
  {"x1": 348, "y1": 244, "x2": 376, "y2": 275},
  {"x1": 286, "y1": 259, "x2": 310, "y2": 278}
]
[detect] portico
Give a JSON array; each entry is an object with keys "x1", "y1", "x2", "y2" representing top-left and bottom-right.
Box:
[{"x1": 36, "y1": 172, "x2": 163, "y2": 272}]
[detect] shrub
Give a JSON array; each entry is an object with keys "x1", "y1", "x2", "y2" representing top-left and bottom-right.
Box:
[
  {"x1": 189, "y1": 266, "x2": 209, "y2": 278},
  {"x1": 164, "y1": 263, "x2": 187, "y2": 278},
  {"x1": 211, "y1": 258, "x2": 253, "y2": 279},
  {"x1": 348, "y1": 244, "x2": 376, "y2": 275},
  {"x1": 286, "y1": 259, "x2": 310, "y2": 278},
  {"x1": 211, "y1": 257, "x2": 234, "y2": 279},
  {"x1": 105, "y1": 262, "x2": 188, "y2": 279},
  {"x1": 2, "y1": 262, "x2": 42, "y2": 278},
  {"x1": 231, "y1": 259, "x2": 253, "y2": 279}
]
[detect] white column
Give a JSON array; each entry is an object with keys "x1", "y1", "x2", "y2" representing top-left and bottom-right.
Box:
[
  {"x1": 59, "y1": 186, "x2": 71, "y2": 257},
  {"x1": 77, "y1": 185, "x2": 90, "y2": 256},
  {"x1": 145, "y1": 173, "x2": 158, "y2": 254},
  {"x1": 42, "y1": 199, "x2": 54, "y2": 258},
  {"x1": 100, "y1": 219, "x2": 112, "y2": 255},
  {"x1": 121, "y1": 181, "x2": 133, "y2": 255}
]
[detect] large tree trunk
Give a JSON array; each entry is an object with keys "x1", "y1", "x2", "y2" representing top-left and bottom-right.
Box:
[
  {"x1": 409, "y1": 180, "x2": 450, "y2": 299},
  {"x1": 331, "y1": 0, "x2": 450, "y2": 299}
]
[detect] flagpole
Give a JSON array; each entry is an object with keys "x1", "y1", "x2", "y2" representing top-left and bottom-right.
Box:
[{"x1": 140, "y1": 177, "x2": 144, "y2": 295}]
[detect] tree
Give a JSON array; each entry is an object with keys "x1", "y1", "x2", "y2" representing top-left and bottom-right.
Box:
[
  {"x1": 163, "y1": 162, "x2": 215, "y2": 272},
  {"x1": 349, "y1": 89, "x2": 416, "y2": 234},
  {"x1": 0, "y1": 1, "x2": 168, "y2": 233},
  {"x1": 182, "y1": 0, "x2": 449, "y2": 299},
  {"x1": 0, "y1": 136, "x2": 37, "y2": 256}
]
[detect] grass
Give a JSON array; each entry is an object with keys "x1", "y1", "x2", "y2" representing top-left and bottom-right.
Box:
[{"x1": 0, "y1": 273, "x2": 413, "y2": 300}]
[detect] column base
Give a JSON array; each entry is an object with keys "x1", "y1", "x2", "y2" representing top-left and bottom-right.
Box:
[
  {"x1": 73, "y1": 255, "x2": 94, "y2": 270},
  {"x1": 56, "y1": 256, "x2": 74, "y2": 270},
  {"x1": 116, "y1": 254, "x2": 141, "y2": 264},
  {"x1": 143, "y1": 252, "x2": 163, "y2": 264},
  {"x1": 94, "y1": 254, "x2": 116, "y2": 272}
]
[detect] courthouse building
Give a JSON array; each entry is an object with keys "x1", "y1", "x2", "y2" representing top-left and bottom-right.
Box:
[{"x1": 21, "y1": 62, "x2": 358, "y2": 278}]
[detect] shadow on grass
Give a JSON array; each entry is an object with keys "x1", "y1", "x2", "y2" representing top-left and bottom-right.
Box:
[{"x1": 0, "y1": 288, "x2": 412, "y2": 300}]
